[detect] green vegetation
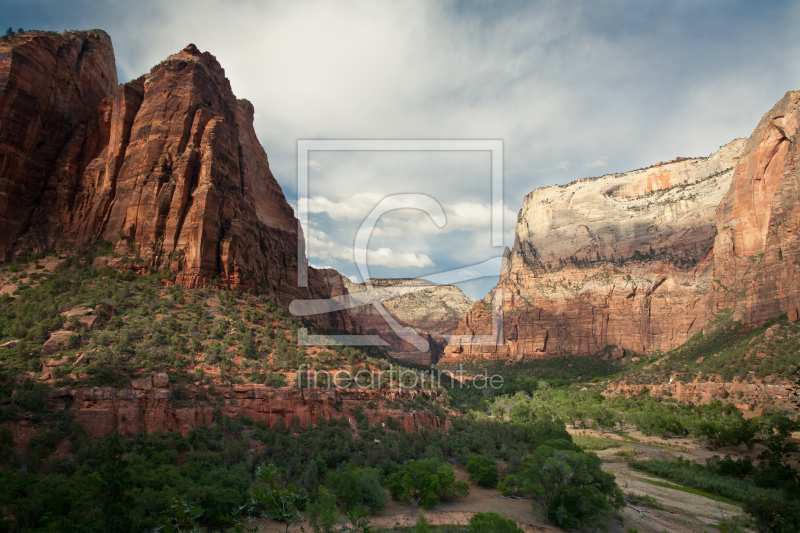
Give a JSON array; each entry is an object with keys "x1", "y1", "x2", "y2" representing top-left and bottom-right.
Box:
[
  {"x1": 499, "y1": 442, "x2": 622, "y2": 530},
  {"x1": 620, "y1": 311, "x2": 800, "y2": 385},
  {"x1": 17, "y1": 245, "x2": 800, "y2": 531},
  {"x1": 468, "y1": 512, "x2": 524, "y2": 533},
  {"x1": 386, "y1": 458, "x2": 469, "y2": 508},
  {"x1": 465, "y1": 454, "x2": 498, "y2": 488}
]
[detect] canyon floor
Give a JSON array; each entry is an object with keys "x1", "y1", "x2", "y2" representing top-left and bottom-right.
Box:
[{"x1": 251, "y1": 432, "x2": 758, "y2": 533}]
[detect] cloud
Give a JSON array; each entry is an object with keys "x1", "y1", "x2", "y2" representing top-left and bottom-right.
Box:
[
  {"x1": 304, "y1": 195, "x2": 516, "y2": 235},
  {"x1": 306, "y1": 228, "x2": 434, "y2": 269},
  {"x1": 12, "y1": 0, "x2": 800, "y2": 298}
]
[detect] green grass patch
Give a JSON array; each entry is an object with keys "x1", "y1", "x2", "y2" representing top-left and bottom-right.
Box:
[
  {"x1": 633, "y1": 475, "x2": 741, "y2": 506},
  {"x1": 573, "y1": 435, "x2": 622, "y2": 451}
]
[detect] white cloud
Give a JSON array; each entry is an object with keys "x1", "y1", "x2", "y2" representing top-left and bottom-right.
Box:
[
  {"x1": 304, "y1": 195, "x2": 516, "y2": 235},
  {"x1": 364, "y1": 248, "x2": 434, "y2": 268},
  {"x1": 306, "y1": 228, "x2": 434, "y2": 269},
  {"x1": 60, "y1": 0, "x2": 800, "y2": 297}
]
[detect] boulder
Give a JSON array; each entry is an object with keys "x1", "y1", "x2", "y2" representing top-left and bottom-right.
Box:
[
  {"x1": 131, "y1": 376, "x2": 153, "y2": 391},
  {"x1": 0, "y1": 339, "x2": 19, "y2": 349},
  {"x1": 153, "y1": 372, "x2": 170, "y2": 388},
  {"x1": 41, "y1": 330, "x2": 75, "y2": 355}
]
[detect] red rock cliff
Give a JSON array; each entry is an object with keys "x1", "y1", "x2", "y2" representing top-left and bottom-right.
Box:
[
  {"x1": 0, "y1": 30, "x2": 116, "y2": 261},
  {"x1": 713, "y1": 91, "x2": 800, "y2": 325},
  {"x1": 47, "y1": 383, "x2": 448, "y2": 438},
  {"x1": 444, "y1": 91, "x2": 800, "y2": 362},
  {"x1": 0, "y1": 32, "x2": 355, "y2": 330}
]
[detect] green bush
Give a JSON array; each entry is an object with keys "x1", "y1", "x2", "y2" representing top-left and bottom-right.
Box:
[
  {"x1": 468, "y1": 512, "x2": 524, "y2": 533},
  {"x1": 465, "y1": 455, "x2": 498, "y2": 488},
  {"x1": 324, "y1": 463, "x2": 386, "y2": 514},
  {"x1": 386, "y1": 458, "x2": 469, "y2": 508},
  {"x1": 501, "y1": 444, "x2": 622, "y2": 530}
]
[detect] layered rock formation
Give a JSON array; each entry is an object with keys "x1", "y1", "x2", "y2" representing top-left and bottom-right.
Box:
[
  {"x1": 443, "y1": 140, "x2": 746, "y2": 361},
  {"x1": 47, "y1": 382, "x2": 448, "y2": 437},
  {"x1": 445, "y1": 91, "x2": 800, "y2": 363},
  {"x1": 713, "y1": 91, "x2": 800, "y2": 325},
  {"x1": 0, "y1": 31, "x2": 354, "y2": 330},
  {"x1": 335, "y1": 276, "x2": 473, "y2": 364},
  {"x1": 0, "y1": 30, "x2": 116, "y2": 260},
  {"x1": 604, "y1": 380, "x2": 792, "y2": 416}
]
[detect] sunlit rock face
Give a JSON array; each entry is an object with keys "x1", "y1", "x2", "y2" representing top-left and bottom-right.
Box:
[
  {"x1": 446, "y1": 91, "x2": 800, "y2": 364},
  {"x1": 0, "y1": 33, "x2": 358, "y2": 331}
]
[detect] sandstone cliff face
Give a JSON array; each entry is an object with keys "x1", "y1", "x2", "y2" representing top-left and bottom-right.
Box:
[
  {"x1": 0, "y1": 30, "x2": 117, "y2": 261},
  {"x1": 713, "y1": 91, "x2": 800, "y2": 325},
  {"x1": 445, "y1": 91, "x2": 800, "y2": 364},
  {"x1": 443, "y1": 140, "x2": 746, "y2": 361},
  {"x1": 0, "y1": 33, "x2": 355, "y2": 330},
  {"x1": 47, "y1": 383, "x2": 447, "y2": 438},
  {"x1": 337, "y1": 276, "x2": 473, "y2": 364}
]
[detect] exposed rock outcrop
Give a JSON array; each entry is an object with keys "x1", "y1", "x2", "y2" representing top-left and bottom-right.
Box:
[
  {"x1": 445, "y1": 91, "x2": 800, "y2": 363},
  {"x1": 0, "y1": 32, "x2": 355, "y2": 331},
  {"x1": 0, "y1": 30, "x2": 117, "y2": 261},
  {"x1": 47, "y1": 384, "x2": 448, "y2": 437},
  {"x1": 444, "y1": 140, "x2": 745, "y2": 361},
  {"x1": 604, "y1": 380, "x2": 793, "y2": 416}
]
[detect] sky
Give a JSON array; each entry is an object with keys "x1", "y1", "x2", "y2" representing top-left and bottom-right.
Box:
[{"x1": 7, "y1": 0, "x2": 800, "y2": 299}]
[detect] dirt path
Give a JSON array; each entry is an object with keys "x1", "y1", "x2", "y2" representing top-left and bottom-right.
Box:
[{"x1": 605, "y1": 461, "x2": 745, "y2": 533}]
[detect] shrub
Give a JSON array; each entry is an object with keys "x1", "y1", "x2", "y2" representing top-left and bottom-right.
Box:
[
  {"x1": 502, "y1": 444, "x2": 622, "y2": 529},
  {"x1": 386, "y1": 458, "x2": 469, "y2": 508},
  {"x1": 307, "y1": 486, "x2": 340, "y2": 533},
  {"x1": 465, "y1": 455, "x2": 498, "y2": 488},
  {"x1": 324, "y1": 463, "x2": 386, "y2": 514},
  {"x1": 469, "y1": 512, "x2": 524, "y2": 533}
]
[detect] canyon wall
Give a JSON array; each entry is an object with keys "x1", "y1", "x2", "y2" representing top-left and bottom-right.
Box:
[
  {"x1": 336, "y1": 276, "x2": 473, "y2": 364},
  {"x1": 444, "y1": 139, "x2": 745, "y2": 361},
  {"x1": 713, "y1": 91, "x2": 800, "y2": 325},
  {"x1": 0, "y1": 30, "x2": 116, "y2": 261},
  {"x1": 445, "y1": 91, "x2": 800, "y2": 363},
  {"x1": 0, "y1": 31, "x2": 354, "y2": 331},
  {"x1": 47, "y1": 381, "x2": 448, "y2": 438}
]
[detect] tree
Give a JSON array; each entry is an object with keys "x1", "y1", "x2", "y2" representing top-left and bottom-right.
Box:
[
  {"x1": 465, "y1": 455, "x2": 499, "y2": 488},
  {"x1": 469, "y1": 512, "x2": 524, "y2": 533},
  {"x1": 96, "y1": 432, "x2": 131, "y2": 533},
  {"x1": 308, "y1": 486, "x2": 340, "y2": 533},
  {"x1": 324, "y1": 463, "x2": 386, "y2": 514},
  {"x1": 503, "y1": 445, "x2": 622, "y2": 530},
  {"x1": 253, "y1": 464, "x2": 306, "y2": 533},
  {"x1": 386, "y1": 458, "x2": 469, "y2": 509}
]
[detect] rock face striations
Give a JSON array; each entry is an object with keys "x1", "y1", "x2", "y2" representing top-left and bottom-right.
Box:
[
  {"x1": 336, "y1": 276, "x2": 473, "y2": 364},
  {"x1": 0, "y1": 30, "x2": 117, "y2": 261},
  {"x1": 445, "y1": 91, "x2": 800, "y2": 362},
  {"x1": 713, "y1": 91, "x2": 800, "y2": 326},
  {"x1": 0, "y1": 31, "x2": 353, "y2": 330},
  {"x1": 444, "y1": 140, "x2": 745, "y2": 361}
]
